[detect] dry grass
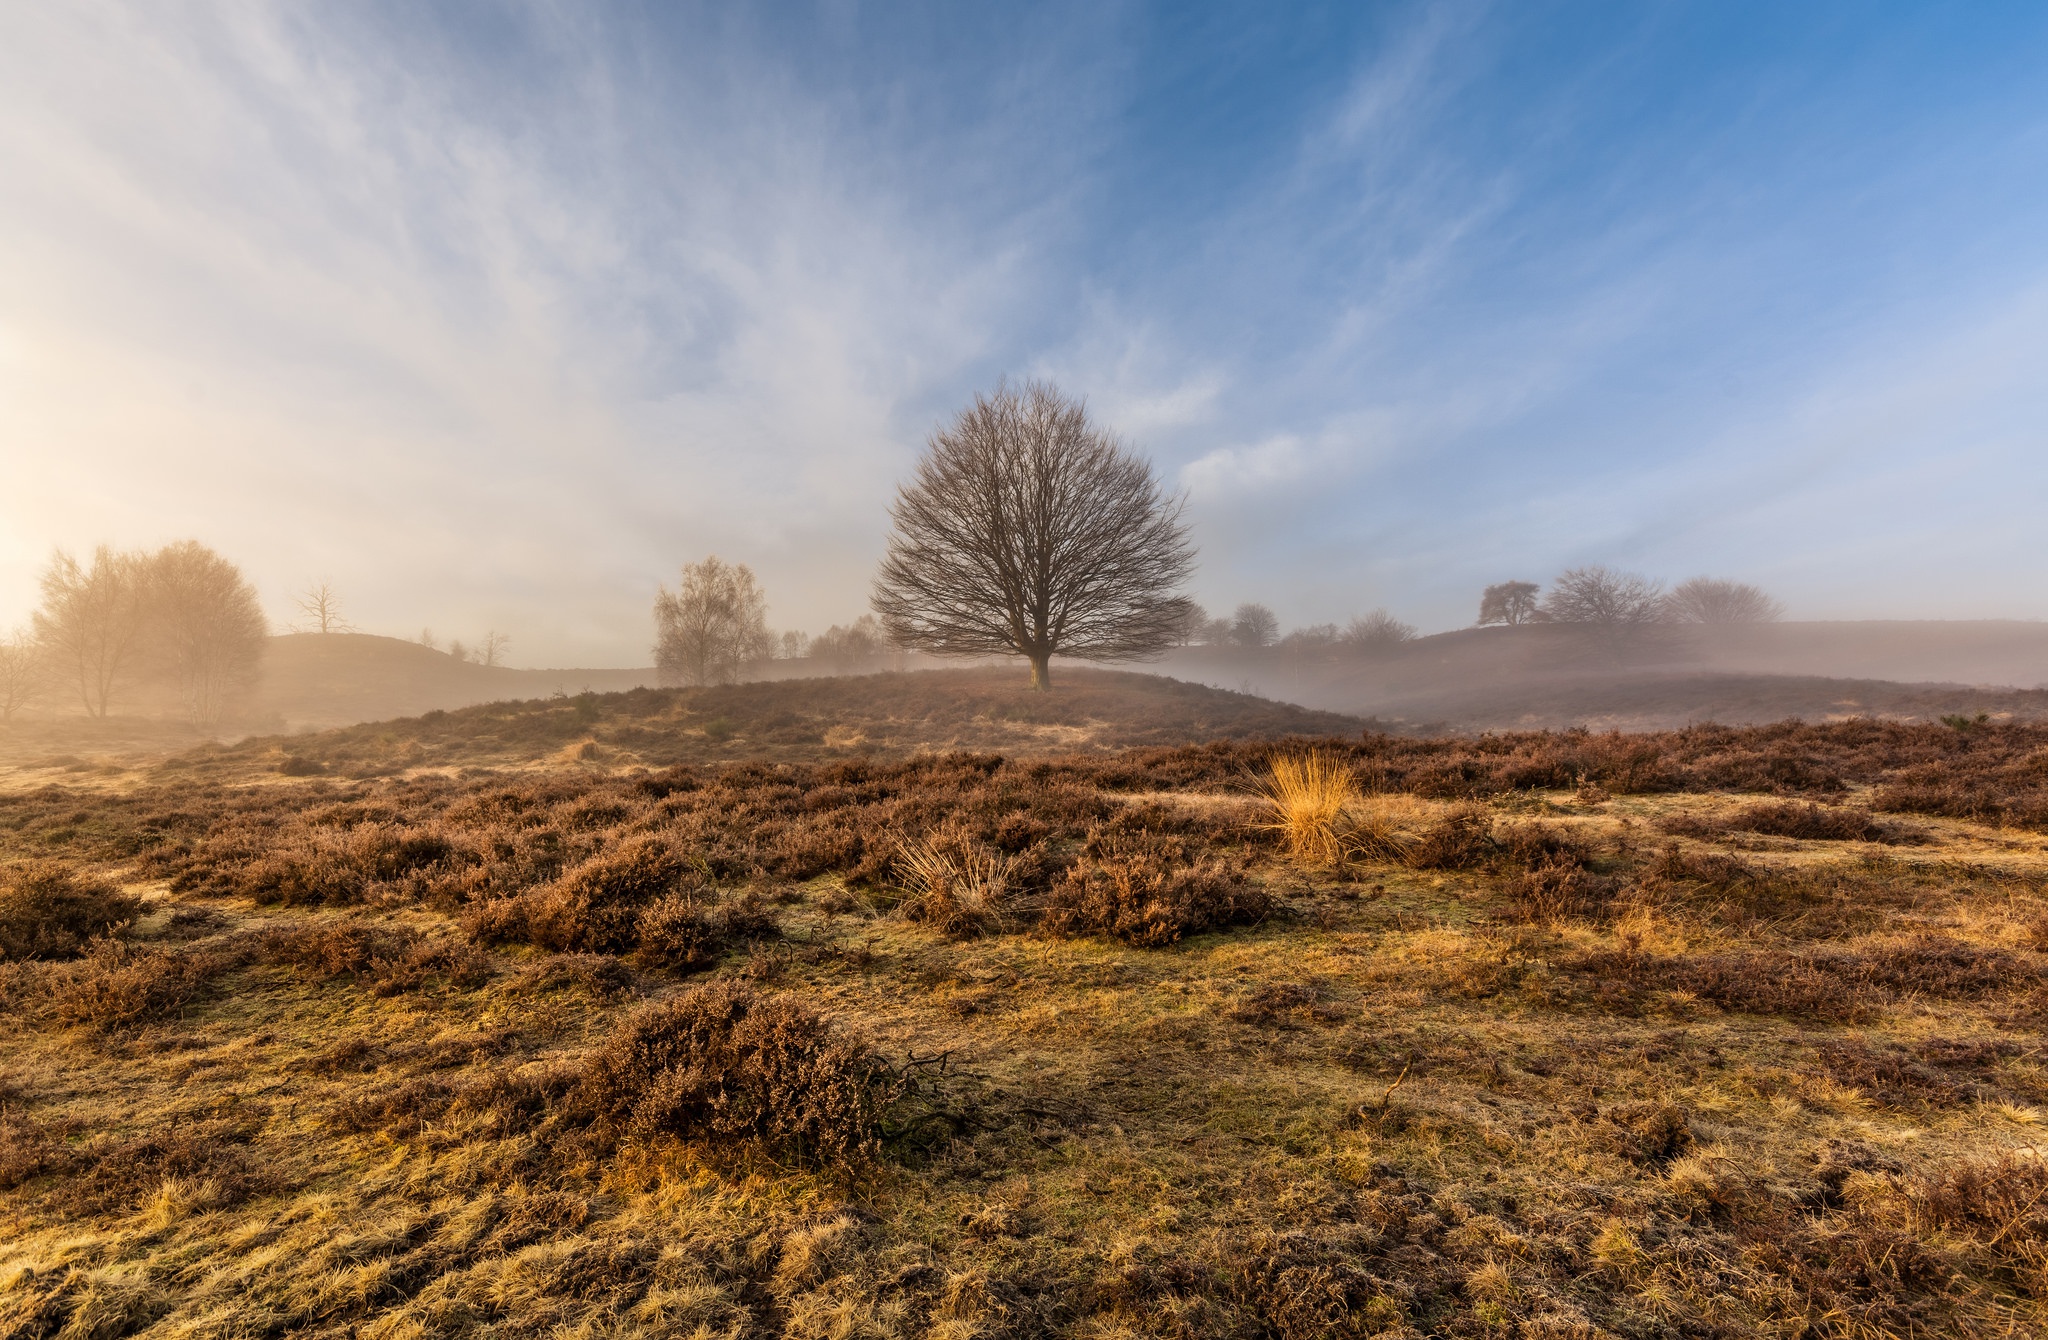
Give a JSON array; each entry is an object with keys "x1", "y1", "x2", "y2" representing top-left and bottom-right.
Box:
[
  {"x1": 1254, "y1": 751, "x2": 1358, "y2": 866},
  {"x1": 6, "y1": 712, "x2": 2048, "y2": 1336}
]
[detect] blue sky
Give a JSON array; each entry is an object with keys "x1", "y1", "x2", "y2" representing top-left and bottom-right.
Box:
[{"x1": 2, "y1": 2, "x2": 2045, "y2": 663}]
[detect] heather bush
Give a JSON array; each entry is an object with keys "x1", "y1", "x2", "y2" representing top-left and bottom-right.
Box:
[
  {"x1": 1041, "y1": 831, "x2": 1267, "y2": 948},
  {"x1": 573, "y1": 982, "x2": 905, "y2": 1168},
  {"x1": 51, "y1": 939, "x2": 214, "y2": 1030},
  {"x1": 0, "y1": 861, "x2": 142, "y2": 960}
]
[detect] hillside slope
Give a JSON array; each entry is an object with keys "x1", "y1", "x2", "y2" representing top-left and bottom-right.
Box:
[{"x1": 199, "y1": 667, "x2": 1368, "y2": 779}]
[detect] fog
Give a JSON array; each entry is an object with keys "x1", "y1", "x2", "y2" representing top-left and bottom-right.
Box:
[{"x1": 4, "y1": 5, "x2": 2048, "y2": 668}]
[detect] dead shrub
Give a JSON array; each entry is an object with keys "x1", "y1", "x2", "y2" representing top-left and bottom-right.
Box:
[
  {"x1": 1811, "y1": 1040, "x2": 1971, "y2": 1109},
  {"x1": 1494, "y1": 821, "x2": 1592, "y2": 871},
  {"x1": 1848, "y1": 934, "x2": 2037, "y2": 999},
  {"x1": 262, "y1": 921, "x2": 493, "y2": 995},
  {"x1": 1224, "y1": 1232, "x2": 1386, "y2": 1340},
  {"x1": 51, "y1": 939, "x2": 213, "y2": 1030},
  {"x1": 1041, "y1": 832, "x2": 1268, "y2": 948},
  {"x1": 1603, "y1": 1102, "x2": 1694, "y2": 1163},
  {"x1": 1898, "y1": 1155, "x2": 2048, "y2": 1299},
  {"x1": 631, "y1": 889, "x2": 777, "y2": 972},
  {"x1": 0, "y1": 862, "x2": 142, "y2": 961},
  {"x1": 56, "y1": 1124, "x2": 275, "y2": 1214},
  {"x1": 226, "y1": 823, "x2": 461, "y2": 906},
  {"x1": 1503, "y1": 860, "x2": 1613, "y2": 923},
  {"x1": 519, "y1": 835, "x2": 692, "y2": 953},
  {"x1": 572, "y1": 982, "x2": 905, "y2": 1169},
  {"x1": 1404, "y1": 807, "x2": 1495, "y2": 870}
]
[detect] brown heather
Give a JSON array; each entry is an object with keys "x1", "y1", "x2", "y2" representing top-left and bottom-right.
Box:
[{"x1": 5, "y1": 681, "x2": 2048, "y2": 1337}]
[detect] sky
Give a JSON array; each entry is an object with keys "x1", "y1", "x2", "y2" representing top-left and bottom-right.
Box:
[{"x1": 2, "y1": 1, "x2": 2046, "y2": 667}]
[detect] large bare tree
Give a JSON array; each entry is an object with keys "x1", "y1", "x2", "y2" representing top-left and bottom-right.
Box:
[
  {"x1": 148, "y1": 541, "x2": 269, "y2": 728},
  {"x1": 33, "y1": 547, "x2": 150, "y2": 718},
  {"x1": 1662, "y1": 577, "x2": 1784, "y2": 624},
  {"x1": 654, "y1": 556, "x2": 773, "y2": 687},
  {"x1": 1539, "y1": 566, "x2": 1666, "y2": 625},
  {"x1": 872, "y1": 380, "x2": 1195, "y2": 690}
]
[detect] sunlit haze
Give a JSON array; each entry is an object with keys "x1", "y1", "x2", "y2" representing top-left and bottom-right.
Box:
[{"x1": 4, "y1": 2, "x2": 2046, "y2": 666}]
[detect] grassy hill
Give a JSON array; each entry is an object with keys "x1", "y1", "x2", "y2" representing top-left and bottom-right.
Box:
[{"x1": 5, "y1": 712, "x2": 2048, "y2": 1335}]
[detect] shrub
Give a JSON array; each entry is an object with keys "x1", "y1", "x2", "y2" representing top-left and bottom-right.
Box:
[
  {"x1": 0, "y1": 862, "x2": 143, "y2": 960},
  {"x1": 515, "y1": 836, "x2": 693, "y2": 954},
  {"x1": 261, "y1": 921, "x2": 493, "y2": 995},
  {"x1": 573, "y1": 982, "x2": 904, "y2": 1168},
  {"x1": 51, "y1": 939, "x2": 211, "y2": 1030},
  {"x1": 1041, "y1": 832, "x2": 1268, "y2": 948},
  {"x1": 631, "y1": 889, "x2": 777, "y2": 972},
  {"x1": 1404, "y1": 807, "x2": 1495, "y2": 870},
  {"x1": 1503, "y1": 860, "x2": 1612, "y2": 923}
]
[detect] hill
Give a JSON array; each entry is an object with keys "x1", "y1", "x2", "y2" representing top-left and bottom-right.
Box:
[
  {"x1": 188, "y1": 666, "x2": 1368, "y2": 781},
  {"x1": 1154, "y1": 620, "x2": 2048, "y2": 729}
]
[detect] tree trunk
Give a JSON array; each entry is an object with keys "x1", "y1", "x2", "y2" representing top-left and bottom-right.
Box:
[{"x1": 1029, "y1": 652, "x2": 1051, "y2": 691}]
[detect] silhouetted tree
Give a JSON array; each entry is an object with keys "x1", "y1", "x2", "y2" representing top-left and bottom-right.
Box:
[
  {"x1": 417, "y1": 629, "x2": 437, "y2": 650},
  {"x1": 872, "y1": 380, "x2": 1195, "y2": 690},
  {"x1": 480, "y1": 630, "x2": 511, "y2": 667},
  {"x1": 1230, "y1": 603, "x2": 1279, "y2": 648},
  {"x1": 776, "y1": 630, "x2": 811, "y2": 659},
  {"x1": 33, "y1": 547, "x2": 149, "y2": 718},
  {"x1": 811, "y1": 615, "x2": 889, "y2": 673},
  {"x1": 1540, "y1": 567, "x2": 1665, "y2": 625},
  {"x1": 655, "y1": 555, "x2": 773, "y2": 687},
  {"x1": 148, "y1": 541, "x2": 267, "y2": 728},
  {"x1": 1662, "y1": 577, "x2": 1784, "y2": 624},
  {"x1": 1342, "y1": 609, "x2": 1418, "y2": 649},
  {"x1": 447, "y1": 639, "x2": 470, "y2": 663},
  {"x1": 0, "y1": 630, "x2": 45, "y2": 722},
  {"x1": 1169, "y1": 601, "x2": 1211, "y2": 647},
  {"x1": 1280, "y1": 622, "x2": 1339, "y2": 650},
  {"x1": 1478, "y1": 581, "x2": 1540, "y2": 626},
  {"x1": 295, "y1": 580, "x2": 353, "y2": 634}
]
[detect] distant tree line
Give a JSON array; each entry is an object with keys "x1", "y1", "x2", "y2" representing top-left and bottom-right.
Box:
[
  {"x1": 1477, "y1": 568, "x2": 1784, "y2": 627},
  {"x1": 2, "y1": 543, "x2": 267, "y2": 727}
]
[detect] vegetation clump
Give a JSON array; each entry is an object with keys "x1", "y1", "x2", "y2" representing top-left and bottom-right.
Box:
[
  {"x1": 574, "y1": 982, "x2": 905, "y2": 1169},
  {"x1": 0, "y1": 861, "x2": 141, "y2": 960},
  {"x1": 1041, "y1": 830, "x2": 1267, "y2": 947}
]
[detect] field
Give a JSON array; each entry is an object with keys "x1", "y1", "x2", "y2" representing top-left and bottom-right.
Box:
[{"x1": 5, "y1": 672, "x2": 2048, "y2": 1338}]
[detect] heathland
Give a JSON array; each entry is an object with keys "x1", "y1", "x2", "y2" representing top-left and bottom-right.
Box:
[{"x1": 4, "y1": 670, "x2": 2048, "y2": 1338}]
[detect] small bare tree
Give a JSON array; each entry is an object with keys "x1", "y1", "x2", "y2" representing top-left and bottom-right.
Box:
[
  {"x1": 1478, "y1": 581, "x2": 1541, "y2": 626},
  {"x1": 0, "y1": 629, "x2": 46, "y2": 722},
  {"x1": 1540, "y1": 567, "x2": 1665, "y2": 625},
  {"x1": 295, "y1": 580, "x2": 354, "y2": 634},
  {"x1": 1229, "y1": 603, "x2": 1278, "y2": 648},
  {"x1": 810, "y1": 615, "x2": 890, "y2": 673},
  {"x1": 776, "y1": 629, "x2": 811, "y2": 660},
  {"x1": 417, "y1": 629, "x2": 437, "y2": 650},
  {"x1": 33, "y1": 546, "x2": 150, "y2": 718},
  {"x1": 1169, "y1": 601, "x2": 1210, "y2": 647},
  {"x1": 654, "y1": 556, "x2": 773, "y2": 687},
  {"x1": 479, "y1": 630, "x2": 512, "y2": 667},
  {"x1": 148, "y1": 541, "x2": 268, "y2": 728},
  {"x1": 872, "y1": 380, "x2": 1195, "y2": 690},
  {"x1": 1663, "y1": 577, "x2": 1784, "y2": 624},
  {"x1": 1342, "y1": 609, "x2": 1417, "y2": 649}
]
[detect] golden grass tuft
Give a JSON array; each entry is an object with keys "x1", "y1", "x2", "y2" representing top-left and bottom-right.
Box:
[{"x1": 1254, "y1": 751, "x2": 1360, "y2": 866}]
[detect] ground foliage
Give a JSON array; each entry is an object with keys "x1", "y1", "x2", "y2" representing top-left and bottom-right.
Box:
[{"x1": 3, "y1": 707, "x2": 2048, "y2": 1336}]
